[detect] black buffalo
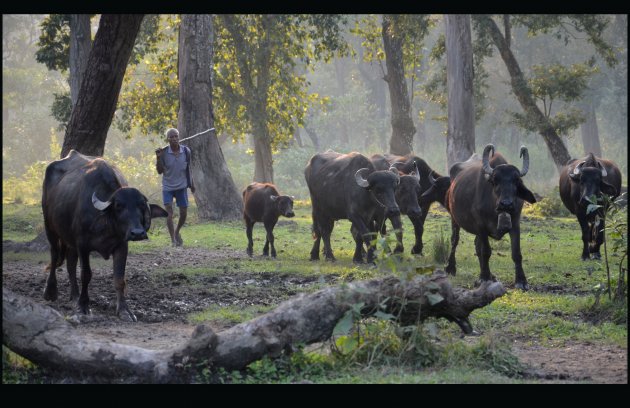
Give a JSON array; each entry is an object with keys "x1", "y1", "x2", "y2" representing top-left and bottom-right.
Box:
[
  {"x1": 445, "y1": 144, "x2": 536, "y2": 290},
  {"x1": 242, "y1": 182, "x2": 295, "y2": 258},
  {"x1": 42, "y1": 150, "x2": 168, "y2": 321},
  {"x1": 371, "y1": 154, "x2": 445, "y2": 255},
  {"x1": 559, "y1": 153, "x2": 622, "y2": 260},
  {"x1": 305, "y1": 151, "x2": 401, "y2": 264}
]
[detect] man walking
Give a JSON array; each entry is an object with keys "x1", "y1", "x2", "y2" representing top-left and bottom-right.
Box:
[{"x1": 156, "y1": 128, "x2": 195, "y2": 246}]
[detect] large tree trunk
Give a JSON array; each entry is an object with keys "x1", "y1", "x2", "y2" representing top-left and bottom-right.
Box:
[
  {"x1": 60, "y1": 14, "x2": 144, "y2": 158},
  {"x1": 481, "y1": 15, "x2": 571, "y2": 170},
  {"x1": 69, "y1": 14, "x2": 92, "y2": 108},
  {"x1": 445, "y1": 14, "x2": 475, "y2": 169},
  {"x1": 3, "y1": 272, "x2": 505, "y2": 383},
  {"x1": 580, "y1": 100, "x2": 602, "y2": 157},
  {"x1": 178, "y1": 14, "x2": 242, "y2": 220},
  {"x1": 382, "y1": 15, "x2": 416, "y2": 156}
]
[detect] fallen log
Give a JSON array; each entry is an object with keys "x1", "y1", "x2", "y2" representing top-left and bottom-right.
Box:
[{"x1": 3, "y1": 271, "x2": 505, "y2": 382}]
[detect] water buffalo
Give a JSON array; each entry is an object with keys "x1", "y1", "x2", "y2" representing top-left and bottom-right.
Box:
[
  {"x1": 42, "y1": 150, "x2": 168, "y2": 321},
  {"x1": 371, "y1": 154, "x2": 445, "y2": 255},
  {"x1": 445, "y1": 144, "x2": 536, "y2": 290},
  {"x1": 305, "y1": 151, "x2": 401, "y2": 264},
  {"x1": 242, "y1": 182, "x2": 295, "y2": 258},
  {"x1": 558, "y1": 153, "x2": 622, "y2": 260}
]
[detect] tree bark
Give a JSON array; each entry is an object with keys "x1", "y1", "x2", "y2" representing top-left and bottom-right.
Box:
[
  {"x1": 2, "y1": 271, "x2": 505, "y2": 383},
  {"x1": 178, "y1": 14, "x2": 243, "y2": 220},
  {"x1": 580, "y1": 100, "x2": 602, "y2": 157},
  {"x1": 61, "y1": 14, "x2": 144, "y2": 158},
  {"x1": 382, "y1": 15, "x2": 416, "y2": 156},
  {"x1": 481, "y1": 15, "x2": 571, "y2": 170},
  {"x1": 445, "y1": 14, "x2": 476, "y2": 169},
  {"x1": 69, "y1": 14, "x2": 92, "y2": 108}
]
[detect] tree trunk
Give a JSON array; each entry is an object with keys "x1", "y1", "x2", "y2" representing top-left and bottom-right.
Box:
[
  {"x1": 252, "y1": 126, "x2": 274, "y2": 183},
  {"x1": 69, "y1": 14, "x2": 92, "y2": 108},
  {"x1": 178, "y1": 14, "x2": 242, "y2": 221},
  {"x1": 481, "y1": 15, "x2": 571, "y2": 170},
  {"x1": 61, "y1": 14, "x2": 144, "y2": 158},
  {"x1": 2, "y1": 272, "x2": 505, "y2": 382},
  {"x1": 445, "y1": 14, "x2": 476, "y2": 169},
  {"x1": 382, "y1": 15, "x2": 416, "y2": 156},
  {"x1": 580, "y1": 100, "x2": 602, "y2": 157}
]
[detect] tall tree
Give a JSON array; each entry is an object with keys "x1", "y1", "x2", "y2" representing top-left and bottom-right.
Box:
[
  {"x1": 382, "y1": 14, "x2": 416, "y2": 155},
  {"x1": 61, "y1": 14, "x2": 144, "y2": 157},
  {"x1": 214, "y1": 14, "x2": 348, "y2": 183},
  {"x1": 474, "y1": 14, "x2": 616, "y2": 170},
  {"x1": 580, "y1": 99, "x2": 602, "y2": 157},
  {"x1": 178, "y1": 14, "x2": 242, "y2": 220},
  {"x1": 445, "y1": 14, "x2": 475, "y2": 168},
  {"x1": 69, "y1": 14, "x2": 91, "y2": 108}
]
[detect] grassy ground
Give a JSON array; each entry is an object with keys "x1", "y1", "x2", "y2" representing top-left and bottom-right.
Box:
[{"x1": 2, "y1": 200, "x2": 627, "y2": 383}]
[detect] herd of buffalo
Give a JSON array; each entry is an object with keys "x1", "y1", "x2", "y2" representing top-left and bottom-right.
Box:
[{"x1": 40, "y1": 146, "x2": 622, "y2": 320}]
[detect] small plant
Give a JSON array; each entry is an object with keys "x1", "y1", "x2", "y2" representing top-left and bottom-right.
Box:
[
  {"x1": 523, "y1": 186, "x2": 571, "y2": 218},
  {"x1": 432, "y1": 227, "x2": 450, "y2": 265}
]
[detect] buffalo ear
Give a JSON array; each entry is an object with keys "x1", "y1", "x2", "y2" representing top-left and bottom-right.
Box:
[
  {"x1": 517, "y1": 182, "x2": 537, "y2": 204},
  {"x1": 601, "y1": 181, "x2": 618, "y2": 197},
  {"x1": 270, "y1": 195, "x2": 278, "y2": 202},
  {"x1": 568, "y1": 172, "x2": 580, "y2": 182},
  {"x1": 150, "y1": 204, "x2": 168, "y2": 218}
]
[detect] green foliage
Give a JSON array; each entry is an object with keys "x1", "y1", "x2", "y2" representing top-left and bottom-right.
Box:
[
  {"x1": 35, "y1": 14, "x2": 71, "y2": 72},
  {"x1": 440, "y1": 336, "x2": 523, "y2": 377},
  {"x1": 51, "y1": 91, "x2": 72, "y2": 130},
  {"x1": 523, "y1": 186, "x2": 571, "y2": 218}
]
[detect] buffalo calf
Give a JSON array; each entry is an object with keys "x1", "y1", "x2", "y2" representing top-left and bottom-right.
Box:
[{"x1": 243, "y1": 182, "x2": 295, "y2": 258}]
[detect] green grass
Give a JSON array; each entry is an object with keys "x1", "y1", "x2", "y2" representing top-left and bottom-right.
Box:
[{"x1": 3, "y1": 200, "x2": 627, "y2": 383}]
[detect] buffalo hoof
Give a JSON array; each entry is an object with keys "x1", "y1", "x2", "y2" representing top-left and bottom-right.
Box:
[
  {"x1": 352, "y1": 258, "x2": 364, "y2": 264},
  {"x1": 411, "y1": 246, "x2": 423, "y2": 256},
  {"x1": 394, "y1": 245, "x2": 404, "y2": 254},
  {"x1": 310, "y1": 256, "x2": 320, "y2": 261},
  {"x1": 271, "y1": 253, "x2": 277, "y2": 258},
  {"x1": 445, "y1": 267, "x2": 456, "y2": 276},
  {"x1": 246, "y1": 248, "x2": 253, "y2": 257},
  {"x1": 176, "y1": 233, "x2": 183, "y2": 246},
  {"x1": 514, "y1": 282, "x2": 529, "y2": 291},
  {"x1": 43, "y1": 286, "x2": 58, "y2": 302},
  {"x1": 117, "y1": 303, "x2": 137, "y2": 322},
  {"x1": 591, "y1": 252, "x2": 602, "y2": 260},
  {"x1": 77, "y1": 303, "x2": 91, "y2": 315},
  {"x1": 69, "y1": 291, "x2": 80, "y2": 302}
]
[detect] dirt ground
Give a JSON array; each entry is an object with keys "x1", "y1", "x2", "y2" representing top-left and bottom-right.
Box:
[{"x1": 2, "y1": 243, "x2": 627, "y2": 384}]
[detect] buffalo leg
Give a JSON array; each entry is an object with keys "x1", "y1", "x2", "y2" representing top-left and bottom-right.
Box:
[
  {"x1": 445, "y1": 220, "x2": 459, "y2": 275},
  {"x1": 245, "y1": 216, "x2": 255, "y2": 257},
  {"x1": 350, "y1": 224, "x2": 364, "y2": 263},
  {"x1": 410, "y1": 206, "x2": 429, "y2": 255},
  {"x1": 113, "y1": 244, "x2": 136, "y2": 322},
  {"x1": 589, "y1": 216, "x2": 604, "y2": 260},
  {"x1": 43, "y1": 230, "x2": 62, "y2": 302},
  {"x1": 577, "y1": 215, "x2": 591, "y2": 260},
  {"x1": 389, "y1": 214, "x2": 404, "y2": 253},
  {"x1": 321, "y1": 218, "x2": 336, "y2": 261},
  {"x1": 475, "y1": 233, "x2": 496, "y2": 283},
  {"x1": 509, "y1": 226, "x2": 528, "y2": 290},
  {"x1": 77, "y1": 249, "x2": 93, "y2": 315},
  {"x1": 66, "y1": 248, "x2": 80, "y2": 301},
  {"x1": 350, "y1": 216, "x2": 375, "y2": 263},
  {"x1": 264, "y1": 219, "x2": 278, "y2": 257}
]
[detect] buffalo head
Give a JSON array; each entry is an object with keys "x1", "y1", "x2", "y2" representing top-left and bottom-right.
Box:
[
  {"x1": 92, "y1": 188, "x2": 168, "y2": 241},
  {"x1": 355, "y1": 166, "x2": 401, "y2": 218},
  {"x1": 270, "y1": 194, "x2": 295, "y2": 218},
  {"x1": 568, "y1": 153, "x2": 618, "y2": 213},
  {"x1": 481, "y1": 144, "x2": 536, "y2": 233}
]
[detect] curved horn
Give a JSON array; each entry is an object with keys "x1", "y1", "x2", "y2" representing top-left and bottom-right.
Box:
[
  {"x1": 428, "y1": 170, "x2": 437, "y2": 185},
  {"x1": 388, "y1": 166, "x2": 401, "y2": 185},
  {"x1": 597, "y1": 161, "x2": 607, "y2": 177},
  {"x1": 482, "y1": 144, "x2": 495, "y2": 176},
  {"x1": 92, "y1": 192, "x2": 111, "y2": 211},
  {"x1": 355, "y1": 168, "x2": 370, "y2": 188},
  {"x1": 411, "y1": 161, "x2": 421, "y2": 182},
  {"x1": 519, "y1": 145, "x2": 530, "y2": 177},
  {"x1": 572, "y1": 161, "x2": 586, "y2": 175}
]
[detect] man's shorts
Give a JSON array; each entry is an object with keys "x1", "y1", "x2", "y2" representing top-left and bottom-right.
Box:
[{"x1": 163, "y1": 188, "x2": 189, "y2": 208}]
